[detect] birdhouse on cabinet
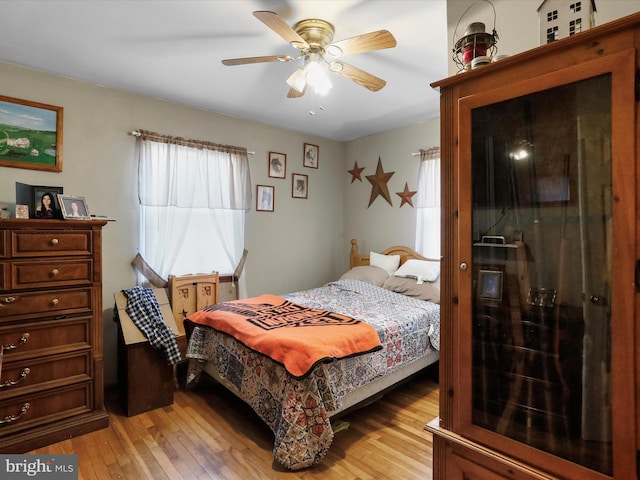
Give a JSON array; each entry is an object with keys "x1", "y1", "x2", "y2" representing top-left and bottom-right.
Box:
[{"x1": 538, "y1": 0, "x2": 596, "y2": 44}]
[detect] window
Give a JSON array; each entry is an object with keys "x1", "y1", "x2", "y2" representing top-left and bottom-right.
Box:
[
  {"x1": 569, "y1": 18, "x2": 582, "y2": 35},
  {"x1": 547, "y1": 25, "x2": 559, "y2": 42},
  {"x1": 415, "y1": 147, "x2": 441, "y2": 259},
  {"x1": 137, "y1": 131, "x2": 251, "y2": 283},
  {"x1": 570, "y1": 2, "x2": 582, "y2": 13},
  {"x1": 547, "y1": 9, "x2": 558, "y2": 22}
]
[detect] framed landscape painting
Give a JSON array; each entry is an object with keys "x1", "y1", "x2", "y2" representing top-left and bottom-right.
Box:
[{"x1": 0, "y1": 95, "x2": 63, "y2": 172}]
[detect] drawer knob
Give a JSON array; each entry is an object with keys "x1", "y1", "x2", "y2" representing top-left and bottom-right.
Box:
[
  {"x1": 50, "y1": 298, "x2": 59, "y2": 306},
  {"x1": 0, "y1": 368, "x2": 30, "y2": 389},
  {"x1": 50, "y1": 238, "x2": 59, "y2": 246},
  {"x1": 3, "y1": 333, "x2": 30, "y2": 350},
  {"x1": 51, "y1": 269, "x2": 59, "y2": 277},
  {"x1": 1, "y1": 296, "x2": 16, "y2": 304},
  {"x1": 0, "y1": 403, "x2": 30, "y2": 425}
]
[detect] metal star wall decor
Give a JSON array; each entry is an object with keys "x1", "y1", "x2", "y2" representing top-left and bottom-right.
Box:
[
  {"x1": 348, "y1": 161, "x2": 365, "y2": 183},
  {"x1": 366, "y1": 157, "x2": 395, "y2": 207},
  {"x1": 396, "y1": 182, "x2": 417, "y2": 208}
]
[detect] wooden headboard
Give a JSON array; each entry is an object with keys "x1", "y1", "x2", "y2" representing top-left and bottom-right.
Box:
[{"x1": 349, "y1": 238, "x2": 439, "y2": 268}]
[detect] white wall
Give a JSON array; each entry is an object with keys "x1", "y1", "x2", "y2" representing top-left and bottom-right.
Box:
[
  {"x1": 0, "y1": 61, "x2": 345, "y2": 384},
  {"x1": 343, "y1": 119, "x2": 440, "y2": 255}
]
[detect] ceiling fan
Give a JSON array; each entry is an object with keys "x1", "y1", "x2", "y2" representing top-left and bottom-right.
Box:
[{"x1": 222, "y1": 11, "x2": 397, "y2": 98}]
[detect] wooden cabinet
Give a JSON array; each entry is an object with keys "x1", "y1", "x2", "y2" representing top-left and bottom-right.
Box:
[
  {"x1": 0, "y1": 219, "x2": 108, "y2": 452},
  {"x1": 426, "y1": 13, "x2": 640, "y2": 480}
]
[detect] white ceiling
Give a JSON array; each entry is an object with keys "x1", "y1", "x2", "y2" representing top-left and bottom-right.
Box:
[{"x1": 0, "y1": 0, "x2": 448, "y2": 142}]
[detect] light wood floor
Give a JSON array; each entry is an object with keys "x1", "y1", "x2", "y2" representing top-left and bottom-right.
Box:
[{"x1": 30, "y1": 367, "x2": 439, "y2": 479}]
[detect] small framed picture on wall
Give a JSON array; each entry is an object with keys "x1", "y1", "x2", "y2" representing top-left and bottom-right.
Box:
[
  {"x1": 292, "y1": 173, "x2": 308, "y2": 199},
  {"x1": 303, "y1": 143, "x2": 319, "y2": 169},
  {"x1": 268, "y1": 152, "x2": 286, "y2": 179},
  {"x1": 256, "y1": 185, "x2": 274, "y2": 212}
]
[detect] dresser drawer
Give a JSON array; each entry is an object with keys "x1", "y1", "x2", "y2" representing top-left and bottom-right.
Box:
[
  {"x1": 0, "y1": 317, "x2": 90, "y2": 361},
  {"x1": 0, "y1": 351, "x2": 91, "y2": 399},
  {"x1": 11, "y1": 259, "x2": 92, "y2": 290},
  {"x1": 0, "y1": 262, "x2": 6, "y2": 291},
  {"x1": 12, "y1": 230, "x2": 92, "y2": 257},
  {"x1": 0, "y1": 230, "x2": 7, "y2": 258},
  {"x1": 0, "y1": 287, "x2": 92, "y2": 320},
  {"x1": 0, "y1": 383, "x2": 92, "y2": 437}
]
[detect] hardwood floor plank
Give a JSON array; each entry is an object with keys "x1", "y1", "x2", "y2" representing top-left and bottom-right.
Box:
[
  {"x1": 28, "y1": 367, "x2": 439, "y2": 479},
  {"x1": 109, "y1": 414, "x2": 157, "y2": 478},
  {"x1": 164, "y1": 407, "x2": 225, "y2": 477}
]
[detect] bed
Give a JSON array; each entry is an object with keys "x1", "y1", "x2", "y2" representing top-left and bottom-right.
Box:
[{"x1": 184, "y1": 239, "x2": 440, "y2": 470}]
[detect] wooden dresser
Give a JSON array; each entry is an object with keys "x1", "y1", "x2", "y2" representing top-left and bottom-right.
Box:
[{"x1": 0, "y1": 219, "x2": 109, "y2": 452}]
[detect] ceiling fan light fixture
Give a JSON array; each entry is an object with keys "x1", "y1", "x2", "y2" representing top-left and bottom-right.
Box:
[
  {"x1": 305, "y1": 59, "x2": 332, "y2": 96},
  {"x1": 286, "y1": 67, "x2": 307, "y2": 93},
  {"x1": 225, "y1": 11, "x2": 396, "y2": 99}
]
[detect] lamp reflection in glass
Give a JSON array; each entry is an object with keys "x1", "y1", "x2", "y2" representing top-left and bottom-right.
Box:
[
  {"x1": 286, "y1": 53, "x2": 332, "y2": 96},
  {"x1": 509, "y1": 140, "x2": 530, "y2": 161}
]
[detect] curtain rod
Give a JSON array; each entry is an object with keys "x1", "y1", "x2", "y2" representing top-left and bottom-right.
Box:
[
  {"x1": 412, "y1": 146, "x2": 440, "y2": 156},
  {"x1": 128, "y1": 130, "x2": 255, "y2": 155}
]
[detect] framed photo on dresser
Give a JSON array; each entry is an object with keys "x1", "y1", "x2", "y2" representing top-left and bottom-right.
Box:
[{"x1": 58, "y1": 194, "x2": 91, "y2": 220}]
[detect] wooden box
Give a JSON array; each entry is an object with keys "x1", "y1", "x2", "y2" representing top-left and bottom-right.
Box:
[{"x1": 114, "y1": 287, "x2": 181, "y2": 416}]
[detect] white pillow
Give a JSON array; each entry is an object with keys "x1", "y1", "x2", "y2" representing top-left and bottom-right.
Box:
[
  {"x1": 393, "y1": 259, "x2": 440, "y2": 282},
  {"x1": 370, "y1": 251, "x2": 401, "y2": 275}
]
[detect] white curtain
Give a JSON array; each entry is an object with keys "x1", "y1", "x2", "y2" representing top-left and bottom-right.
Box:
[
  {"x1": 137, "y1": 131, "x2": 251, "y2": 285},
  {"x1": 415, "y1": 147, "x2": 441, "y2": 259}
]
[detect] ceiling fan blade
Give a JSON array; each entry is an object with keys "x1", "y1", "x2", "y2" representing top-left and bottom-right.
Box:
[
  {"x1": 330, "y1": 61, "x2": 387, "y2": 92},
  {"x1": 222, "y1": 55, "x2": 294, "y2": 66},
  {"x1": 253, "y1": 11, "x2": 309, "y2": 50},
  {"x1": 326, "y1": 30, "x2": 396, "y2": 57},
  {"x1": 287, "y1": 85, "x2": 306, "y2": 98}
]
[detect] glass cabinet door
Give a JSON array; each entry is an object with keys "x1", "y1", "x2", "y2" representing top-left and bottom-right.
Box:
[{"x1": 468, "y1": 73, "x2": 613, "y2": 475}]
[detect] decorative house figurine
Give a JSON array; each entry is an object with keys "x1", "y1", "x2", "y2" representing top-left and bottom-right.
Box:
[{"x1": 537, "y1": 0, "x2": 596, "y2": 44}]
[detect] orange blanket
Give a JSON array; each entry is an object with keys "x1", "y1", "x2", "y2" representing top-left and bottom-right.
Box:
[{"x1": 187, "y1": 294, "x2": 382, "y2": 379}]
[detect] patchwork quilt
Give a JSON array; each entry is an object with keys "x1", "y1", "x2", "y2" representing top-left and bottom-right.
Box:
[{"x1": 185, "y1": 279, "x2": 440, "y2": 470}]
